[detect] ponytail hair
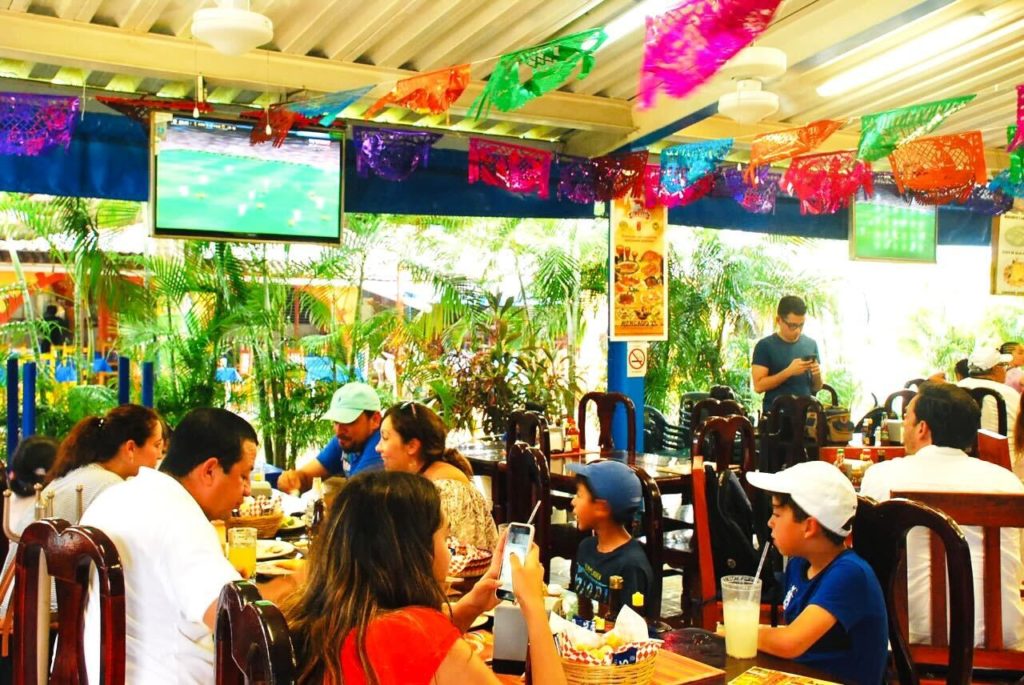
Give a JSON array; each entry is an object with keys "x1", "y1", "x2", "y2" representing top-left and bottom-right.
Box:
[
  {"x1": 47, "y1": 404, "x2": 160, "y2": 483},
  {"x1": 384, "y1": 402, "x2": 473, "y2": 479}
]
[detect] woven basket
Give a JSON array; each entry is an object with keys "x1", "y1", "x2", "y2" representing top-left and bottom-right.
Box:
[
  {"x1": 227, "y1": 512, "x2": 283, "y2": 539},
  {"x1": 561, "y1": 655, "x2": 656, "y2": 685}
]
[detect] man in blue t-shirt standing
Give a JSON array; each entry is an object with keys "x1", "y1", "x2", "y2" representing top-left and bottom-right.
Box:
[
  {"x1": 276, "y1": 382, "x2": 383, "y2": 494},
  {"x1": 751, "y1": 295, "x2": 822, "y2": 413}
]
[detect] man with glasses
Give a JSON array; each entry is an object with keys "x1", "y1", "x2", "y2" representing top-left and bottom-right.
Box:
[
  {"x1": 276, "y1": 382, "x2": 383, "y2": 493},
  {"x1": 956, "y1": 347, "x2": 1020, "y2": 451},
  {"x1": 751, "y1": 295, "x2": 822, "y2": 412}
]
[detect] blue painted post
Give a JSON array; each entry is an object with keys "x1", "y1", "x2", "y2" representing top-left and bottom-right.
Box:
[
  {"x1": 607, "y1": 342, "x2": 645, "y2": 453},
  {"x1": 21, "y1": 361, "x2": 36, "y2": 438},
  {"x1": 141, "y1": 361, "x2": 154, "y2": 408},
  {"x1": 6, "y1": 358, "x2": 18, "y2": 458},
  {"x1": 118, "y1": 356, "x2": 130, "y2": 405}
]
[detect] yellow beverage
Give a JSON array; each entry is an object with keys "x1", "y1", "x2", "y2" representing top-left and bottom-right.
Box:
[
  {"x1": 228, "y1": 545, "x2": 257, "y2": 579},
  {"x1": 723, "y1": 599, "x2": 760, "y2": 659}
]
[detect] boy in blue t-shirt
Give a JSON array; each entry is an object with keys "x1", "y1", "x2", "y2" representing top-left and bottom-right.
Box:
[
  {"x1": 568, "y1": 460, "x2": 654, "y2": 620},
  {"x1": 746, "y1": 462, "x2": 888, "y2": 685}
]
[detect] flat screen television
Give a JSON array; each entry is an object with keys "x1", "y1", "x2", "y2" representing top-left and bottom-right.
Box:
[
  {"x1": 151, "y1": 115, "x2": 343, "y2": 244},
  {"x1": 849, "y1": 200, "x2": 937, "y2": 263}
]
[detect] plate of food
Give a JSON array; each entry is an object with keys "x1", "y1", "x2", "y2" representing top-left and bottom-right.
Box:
[
  {"x1": 255, "y1": 557, "x2": 305, "y2": 577},
  {"x1": 256, "y1": 539, "x2": 295, "y2": 561},
  {"x1": 277, "y1": 514, "x2": 305, "y2": 533}
]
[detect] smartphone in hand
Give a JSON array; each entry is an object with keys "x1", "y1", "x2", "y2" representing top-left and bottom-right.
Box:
[
  {"x1": 496, "y1": 522, "x2": 535, "y2": 602},
  {"x1": 801, "y1": 354, "x2": 818, "y2": 363}
]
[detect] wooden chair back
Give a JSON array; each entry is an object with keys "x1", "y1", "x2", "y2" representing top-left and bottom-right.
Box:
[
  {"x1": 889, "y1": 490, "x2": 1024, "y2": 674},
  {"x1": 905, "y1": 378, "x2": 927, "y2": 390},
  {"x1": 505, "y1": 442, "x2": 555, "y2": 578},
  {"x1": 577, "y1": 392, "x2": 636, "y2": 454},
  {"x1": 628, "y1": 465, "x2": 664, "y2": 621},
  {"x1": 885, "y1": 389, "x2": 917, "y2": 419},
  {"x1": 689, "y1": 456, "x2": 716, "y2": 629},
  {"x1": 215, "y1": 580, "x2": 297, "y2": 685},
  {"x1": 852, "y1": 496, "x2": 974, "y2": 685},
  {"x1": 976, "y1": 430, "x2": 1013, "y2": 471},
  {"x1": 690, "y1": 399, "x2": 745, "y2": 435},
  {"x1": 691, "y1": 415, "x2": 756, "y2": 491},
  {"x1": 965, "y1": 387, "x2": 1009, "y2": 436},
  {"x1": 13, "y1": 518, "x2": 125, "y2": 685},
  {"x1": 504, "y1": 410, "x2": 550, "y2": 458},
  {"x1": 761, "y1": 395, "x2": 826, "y2": 471}
]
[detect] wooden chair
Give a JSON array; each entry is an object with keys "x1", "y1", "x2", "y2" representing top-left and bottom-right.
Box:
[
  {"x1": 885, "y1": 389, "x2": 917, "y2": 419},
  {"x1": 690, "y1": 398, "x2": 745, "y2": 437},
  {"x1": 852, "y1": 496, "x2": 974, "y2": 685},
  {"x1": 817, "y1": 384, "x2": 840, "y2": 408},
  {"x1": 889, "y1": 490, "x2": 1024, "y2": 676},
  {"x1": 505, "y1": 441, "x2": 564, "y2": 582},
  {"x1": 643, "y1": 407, "x2": 687, "y2": 455},
  {"x1": 577, "y1": 392, "x2": 636, "y2": 454},
  {"x1": 215, "y1": 580, "x2": 297, "y2": 685},
  {"x1": 965, "y1": 387, "x2": 1009, "y2": 436},
  {"x1": 504, "y1": 410, "x2": 550, "y2": 458},
  {"x1": 691, "y1": 414, "x2": 756, "y2": 479},
  {"x1": 905, "y1": 378, "x2": 928, "y2": 390},
  {"x1": 759, "y1": 395, "x2": 826, "y2": 472},
  {"x1": 976, "y1": 430, "x2": 1013, "y2": 471},
  {"x1": 13, "y1": 519, "x2": 125, "y2": 685},
  {"x1": 628, "y1": 465, "x2": 664, "y2": 621}
]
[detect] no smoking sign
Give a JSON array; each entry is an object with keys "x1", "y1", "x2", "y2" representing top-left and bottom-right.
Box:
[{"x1": 626, "y1": 342, "x2": 648, "y2": 378}]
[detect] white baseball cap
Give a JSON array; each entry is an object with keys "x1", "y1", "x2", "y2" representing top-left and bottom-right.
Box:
[
  {"x1": 322, "y1": 382, "x2": 382, "y2": 424},
  {"x1": 968, "y1": 347, "x2": 1012, "y2": 374},
  {"x1": 746, "y1": 461, "x2": 857, "y2": 537}
]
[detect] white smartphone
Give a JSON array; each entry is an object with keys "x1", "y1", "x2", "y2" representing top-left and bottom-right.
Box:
[{"x1": 496, "y1": 522, "x2": 535, "y2": 602}]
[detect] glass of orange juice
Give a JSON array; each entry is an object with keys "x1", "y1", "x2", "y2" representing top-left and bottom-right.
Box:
[{"x1": 227, "y1": 527, "x2": 258, "y2": 579}]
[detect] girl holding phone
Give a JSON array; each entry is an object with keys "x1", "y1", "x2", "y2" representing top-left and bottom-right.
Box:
[{"x1": 285, "y1": 470, "x2": 566, "y2": 685}]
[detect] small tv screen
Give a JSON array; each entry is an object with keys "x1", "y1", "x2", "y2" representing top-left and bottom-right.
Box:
[
  {"x1": 151, "y1": 115, "x2": 343, "y2": 244},
  {"x1": 850, "y1": 200, "x2": 937, "y2": 263}
]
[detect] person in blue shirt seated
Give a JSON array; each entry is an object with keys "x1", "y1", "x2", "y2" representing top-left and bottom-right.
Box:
[
  {"x1": 569, "y1": 460, "x2": 654, "y2": 621},
  {"x1": 277, "y1": 382, "x2": 383, "y2": 493},
  {"x1": 751, "y1": 295, "x2": 822, "y2": 413},
  {"x1": 745, "y1": 462, "x2": 887, "y2": 685}
]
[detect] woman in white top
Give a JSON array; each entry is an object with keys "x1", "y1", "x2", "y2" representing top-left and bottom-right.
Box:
[
  {"x1": 5, "y1": 435, "x2": 58, "y2": 535},
  {"x1": 1, "y1": 404, "x2": 165, "y2": 611},
  {"x1": 377, "y1": 401, "x2": 498, "y2": 551}
]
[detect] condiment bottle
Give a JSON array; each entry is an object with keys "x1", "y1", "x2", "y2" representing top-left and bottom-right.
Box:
[
  {"x1": 835, "y1": 447, "x2": 845, "y2": 468},
  {"x1": 630, "y1": 591, "x2": 645, "y2": 616},
  {"x1": 606, "y1": 575, "x2": 624, "y2": 623},
  {"x1": 308, "y1": 477, "x2": 325, "y2": 542},
  {"x1": 564, "y1": 418, "x2": 580, "y2": 452}
]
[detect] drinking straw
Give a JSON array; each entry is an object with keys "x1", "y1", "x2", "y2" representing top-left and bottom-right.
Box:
[
  {"x1": 751, "y1": 542, "x2": 772, "y2": 601},
  {"x1": 525, "y1": 500, "x2": 541, "y2": 526}
]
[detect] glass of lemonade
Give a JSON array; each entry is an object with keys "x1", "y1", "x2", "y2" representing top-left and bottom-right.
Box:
[
  {"x1": 721, "y1": 575, "x2": 762, "y2": 659},
  {"x1": 227, "y1": 527, "x2": 258, "y2": 579}
]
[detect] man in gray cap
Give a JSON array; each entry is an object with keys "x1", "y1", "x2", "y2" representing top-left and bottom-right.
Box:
[
  {"x1": 956, "y1": 346, "x2": 1020, "y2": 448},
  {"x1": 277, "y1": 382, "x2": 383, "y2": 493}
]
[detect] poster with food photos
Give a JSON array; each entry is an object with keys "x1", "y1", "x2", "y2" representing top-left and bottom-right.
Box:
[
  {"x1": 610, "y1": 194, "x2": 668, "y2": 341},
  {"x1": 992, "y1": 211, "x2": 1024, "y2": 295}
]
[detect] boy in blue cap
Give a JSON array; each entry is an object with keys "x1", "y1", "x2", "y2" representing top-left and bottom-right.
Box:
[{"x1": 569, "y1": 460, "x2": 654, "y2": 619}]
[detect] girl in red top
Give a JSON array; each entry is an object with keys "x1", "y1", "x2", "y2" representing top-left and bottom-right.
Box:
[{"x1": 285, "y1": 470, "x2": 566, "y2": 685}]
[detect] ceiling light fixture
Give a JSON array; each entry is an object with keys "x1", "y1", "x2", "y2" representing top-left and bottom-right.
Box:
[
  {"x1": 601, "y1": 0, "x2": 681, "y2": 48},
  {"x1": 192, "y1": 0, "x2": 273, "y2": 57},
  {"x1": 816, "y1": 13, "x2": 991, "y2": 98}
]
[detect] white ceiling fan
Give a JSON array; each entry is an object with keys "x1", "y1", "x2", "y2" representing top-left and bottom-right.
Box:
[{"x1": 191, "y1": 0, "x2": 274, "y2": 56}]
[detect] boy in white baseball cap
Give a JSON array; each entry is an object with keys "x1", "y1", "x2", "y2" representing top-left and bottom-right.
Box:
[{"x1": 744, "y1": 461, "x2": 887, "y2": 685}]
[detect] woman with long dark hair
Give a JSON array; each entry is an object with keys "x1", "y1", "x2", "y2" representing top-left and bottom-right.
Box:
[
  {"x1": 5, "y1": 435, "x2": 58, "y2": 534},
  {"x1": 286, "y1": 470, "x2": 565, "y2": 685},
  {"x1": 376, "y1": 401, "x2": 498, "y2": 551}
]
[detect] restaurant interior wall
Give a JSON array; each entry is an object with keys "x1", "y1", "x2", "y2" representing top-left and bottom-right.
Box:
[{"x1": 0, "y1": 112, "x2": 994, "y2": 245}]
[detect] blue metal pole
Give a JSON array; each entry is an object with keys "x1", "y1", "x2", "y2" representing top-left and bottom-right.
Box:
[
  {"x1": 607, "y1": 342, "x2": 645, "y2": 453},
  {"x1": 118, "y1": 356, "x2": 130, "y2": 405},
  {"x1": 141, "y1": 361, "x2": 154, "y2": 408},
  {"x1": 6, "y1": 358, "x2": 18, "y2": 458},
  {"x1": 21, "y1": 361, "x2": 35, "y2": 438}
]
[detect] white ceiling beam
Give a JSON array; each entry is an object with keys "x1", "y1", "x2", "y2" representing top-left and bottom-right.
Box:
[
  {"x1": 370, "y1": 0, "x2": 475, "y2": 69},
  {"x1": 1, "y1": 0, "x2": 31, "y2": 11},
  {"x1": 415, "y1": 0, "x2": 529, "y2": 72},
  {"x1": 71, "y1": 0, "x2": 104, "y2": 22},
  {"x1": 323, "y1": 0, "x2": 429, "y2": 62},
  {"x1": 118, "y1": 0, "x2": 176, "y2": 32},
  {"x1": 272, "y1": 0, "x2": 344, "y2": 55},
  {"x1": 0, "y1": 10, "x2": 634, "y2": 134}
]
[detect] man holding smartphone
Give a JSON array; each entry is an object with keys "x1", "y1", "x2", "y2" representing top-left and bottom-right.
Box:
[{"x1": 751, "y1": 295, "x2": 822, "y2": 412}]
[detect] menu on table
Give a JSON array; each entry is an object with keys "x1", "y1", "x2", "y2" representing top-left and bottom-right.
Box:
[{"x1": 729, "y1": 666, "x2": 839, "y2": 684}]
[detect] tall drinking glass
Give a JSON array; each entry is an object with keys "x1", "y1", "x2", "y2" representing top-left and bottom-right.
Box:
[
  {"x1": 227, "y1": 527, "x2": 258, "y2": 579},
  {"x1": 721, "y1": 575, "x2": 762, "y2": 659}
]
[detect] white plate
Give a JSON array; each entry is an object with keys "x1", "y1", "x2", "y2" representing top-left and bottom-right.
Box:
[
  {"x1": 470, "y1": 614, "x2": 489, "y2": 629},
  {"x1": 255, "y1": 559, "x2": 299, "y2": 577},
  {"x1": 277, "y1": 515, "x2": 305, "y2": 533},
  {"x1": 256, "y1": 539, "x2": 295, "y2": 561}
]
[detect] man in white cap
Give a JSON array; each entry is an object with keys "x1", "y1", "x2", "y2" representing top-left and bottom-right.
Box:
[
  {"x1": 745, "y1": 461, "x2": 887, "y2": 685},
  {"x1": 861, "y1": 382, "x2": 1024, "y2": 649},
  {"x1": 277, "y1": 382, "x2": 383, "y2": 493},
  {"x1": 956, "y1": 346, "x2": 1020, "y2": 448}
]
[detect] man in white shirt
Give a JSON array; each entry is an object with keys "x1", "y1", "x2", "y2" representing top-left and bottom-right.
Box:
[
  {"x1": 956, "y1": 347, "x2": 1020, "y2": 451},
  {"x1": 861, "y1": 382, "x2": 1024, "y2": 650},
  {"x1": 83, "y1": 408, "x2": 267, "y2": 684}
]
